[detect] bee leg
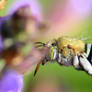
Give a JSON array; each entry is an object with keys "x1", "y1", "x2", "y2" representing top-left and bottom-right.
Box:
[
  {"x1": 34, "y1": 61, "x2": 42, "y2": 76},
  {"x1": 58, "y1": 53, "x2": 62, "y2": 63},
  {"x1": 73, "y1": 55, "x2": 80, "y2": 69},
  {"x1": 79, "y1": 55, "x2": 92, "y2": 75}
]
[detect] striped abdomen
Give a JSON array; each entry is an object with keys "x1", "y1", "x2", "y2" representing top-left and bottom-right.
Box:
[{"x1": 85, "y1": 44, "x2": 92, "y2": 64}]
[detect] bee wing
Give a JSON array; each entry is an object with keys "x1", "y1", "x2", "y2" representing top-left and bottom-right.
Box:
[
  {"x1": 80, "y1": 37, "x2": 92, "y2": 44},
  {"x1": 74, "y1": 34, "x2": 92, "y2": 43},
  {"x1": 79, "y1": 54, "x2": 92, "y2": 75}
]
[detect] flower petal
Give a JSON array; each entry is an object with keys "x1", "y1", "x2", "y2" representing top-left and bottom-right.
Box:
[
  {"x1": 7, "y1": 0, "x2": 43, "y2": 22},
  {"x1": 0, "y1": 69, "x2": 24, "y2": 92}
]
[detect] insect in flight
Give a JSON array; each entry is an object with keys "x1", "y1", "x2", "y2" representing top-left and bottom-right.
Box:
[{"x1": 34, "y1": 36, "x2": 92, "y2": 76}]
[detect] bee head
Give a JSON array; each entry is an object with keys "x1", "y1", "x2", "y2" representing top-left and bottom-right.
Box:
[
  {"x1": 44, "y1": 39, "x2": 58, "y2": 62},
  {"x1": 35, "y1": 39, "x2": 57, "y2": 49},
  {"x1": 47, "y1": 39, "x2": 57, "y2": 47},
  {"x1": 34, "y1": 40, "x2": 58, "y2": 76}
]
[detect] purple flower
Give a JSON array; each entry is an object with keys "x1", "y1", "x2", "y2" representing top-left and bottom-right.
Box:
[
  {"x1": 70, "y1": 0, "x2": 92, "y2": 17},
  {"x1": 7, "y1": 0, "x2": 43, "y2": 22},
  {"x1": 0, "y1": 35, "x2": 3, "y2": 52},
  {"x1": 0, "y1": 0, "x2": 43, "y2": 50},
  {"x1": 0, "y1": 69, "x2": 24, "y2": 92}
]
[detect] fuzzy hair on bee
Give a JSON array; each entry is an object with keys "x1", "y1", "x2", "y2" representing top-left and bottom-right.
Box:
[{"x1": 34, "y1": 36, "x2": 92, "y2": 76}]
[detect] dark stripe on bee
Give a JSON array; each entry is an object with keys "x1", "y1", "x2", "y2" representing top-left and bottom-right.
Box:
[
  {"x1": 85, "y1": 44, "x2": 87, "y2": 53},
  {"x1": 87, "y1": 44, "x2": 92, "y2": 64}
]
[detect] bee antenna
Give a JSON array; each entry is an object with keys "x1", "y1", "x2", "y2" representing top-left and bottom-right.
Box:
[
  {"x1": 34, "y1": 42, "x2": 46, "y2": 48},
  {"x1": 35, "y1": 42, "x2": 45, "y2": 45}
]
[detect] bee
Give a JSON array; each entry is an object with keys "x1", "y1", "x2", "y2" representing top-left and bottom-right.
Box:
[{"x1": 34, "y1": 36, "x2": 92, "y2": 75}]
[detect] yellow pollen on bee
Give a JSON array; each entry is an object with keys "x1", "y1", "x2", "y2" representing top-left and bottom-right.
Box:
[{"x1": 57, "y1": 36, "x2": 85, "y2": 55}]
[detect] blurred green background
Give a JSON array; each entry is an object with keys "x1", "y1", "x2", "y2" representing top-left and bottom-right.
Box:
[{"x1": 0, "y1": 0, "x2": 92, "y2": 92}]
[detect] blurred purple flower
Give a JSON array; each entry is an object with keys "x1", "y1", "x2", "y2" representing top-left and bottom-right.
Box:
[
  {"x1": 0, "y1": 69, "x2": 24, "y2": 92},
  {"x1": 8, "y1": 0, "x2": 43, "y2": 22},
  {"x1": 0, "y1": 1, "x2": 44, "y2": 91},
  {"x1": 0, "y1": 35, "x2": 3, "y2": 52},
  {"x1": 70, "y1": 0, "x2": 92, "y2": 17},
  {"x1": 0, "y1": 15, "x2": 13, "y2": 52},
  {"x1": 0, "y1": 0, "x2": 43, "y2": 50},
  {"x1": 47, "y1": 0, "x2": 92, "y2": 24}
]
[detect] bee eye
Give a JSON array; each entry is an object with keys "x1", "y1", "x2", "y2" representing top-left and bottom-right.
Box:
[{"x1": 52, "y1": 43, "x2": 56, "y2": 46}]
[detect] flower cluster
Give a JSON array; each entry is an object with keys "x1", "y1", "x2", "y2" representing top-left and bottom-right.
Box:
[{"x1": 0, "y1": 0, "x2": 44, "y2": 92}]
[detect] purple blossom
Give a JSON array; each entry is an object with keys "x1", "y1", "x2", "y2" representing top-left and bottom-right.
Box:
[
  {"x1": 0, "y1": 15, "x2": 12, "y2": 51},
  {"x1": 47, "y1": 0, "x2": 92, "y2": 24},
  {"x1": 69, "y1": 0, "x2": 92, "y2": 17},
  {"x1": 7, "y1": 0, "x2": 43, "y2": 22},
  {"x1": 0, "y1": 0, "x2": 43, "y2": 50},
  {"x1": 0, "y1": 69, "x2": 24, "y2": 92},
  {"x1": 0, "y1": 0, "x2": 44, "y2": 91},
  {"x1": 0, "y1": 35, "x2": 3, "y2": 52}
]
